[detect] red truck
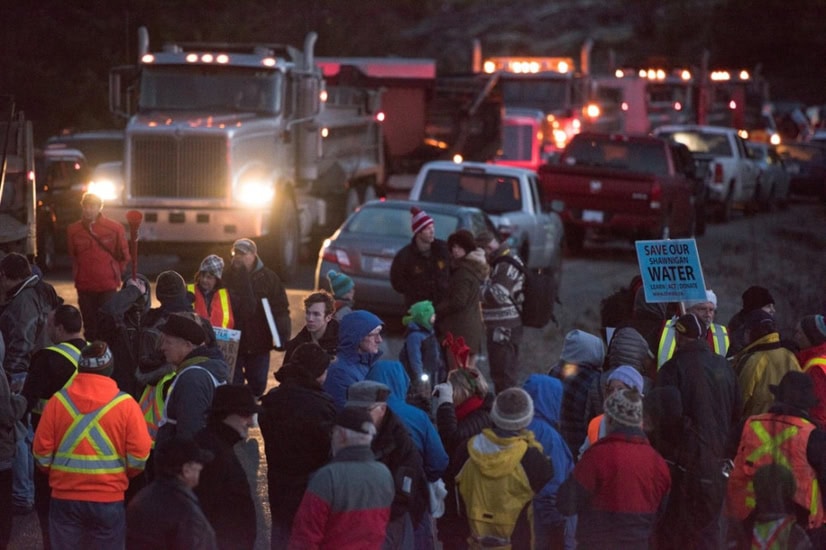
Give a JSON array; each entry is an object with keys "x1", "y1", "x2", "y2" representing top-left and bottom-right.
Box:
[{"x1": 537, "y1": 132, "x2": 701, "y2": 252}]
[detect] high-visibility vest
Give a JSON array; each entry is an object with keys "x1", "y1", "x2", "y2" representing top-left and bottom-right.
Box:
[
  {"x1": 750, "y1": 516, "x2": 796, "y2": 550},
  {"x1": 728, "y1": 414, "x2": 823, "y2": 529},
  {"x1": 187, "y1": 284, "x2": 234, "y2": 329},
  {"x1": 158, "y1": 364, "x2": 223, "y2": 428},
  {"x1": 804, "y1": 356, "x2": 826, "y2": 374},
  {"x1": 33, "y1": 342, "x2": 84, "y2": 415},
  {"x1": 657, "y1": 319, "x2": 729, "y2": 369},
  {"x1": 41, "y1": 389, "x2": 136, "y2": 475},
  {"x1": 138, "y1": 371, "x2": 176, "y2": 444}
]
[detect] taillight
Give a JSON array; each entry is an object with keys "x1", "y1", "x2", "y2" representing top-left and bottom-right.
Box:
[
  {"x1": 321, "y1": 245, "x2": 352, "y2": 268},
  {"x1": 650, "y1": 182, "x2": 662, "y2": 209},
  {"x1": 713, "y1": 163, "x2": 724, "y2": 183}
]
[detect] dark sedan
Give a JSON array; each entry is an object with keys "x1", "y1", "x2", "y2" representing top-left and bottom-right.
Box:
[{"x1": 314, "y1": 199, "x2": 499, "y2": 318}]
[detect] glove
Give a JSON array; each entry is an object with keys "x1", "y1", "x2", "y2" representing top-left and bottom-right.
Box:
[{"x1": 432, "y1": 382, "x2": 454, "y2": 408}]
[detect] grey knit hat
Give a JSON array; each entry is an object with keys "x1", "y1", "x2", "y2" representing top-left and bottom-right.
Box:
[
  {"x1": 199, "y1": 254, "x2": 225, "y2": 280},
  {"x1": 490, "y1": 388, "x2": 534, "y2": 431}
]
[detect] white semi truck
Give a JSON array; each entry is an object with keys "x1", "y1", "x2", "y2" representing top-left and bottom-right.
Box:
[{"x1": 105, "y1": 28, "x2": 384, "y2": 280}]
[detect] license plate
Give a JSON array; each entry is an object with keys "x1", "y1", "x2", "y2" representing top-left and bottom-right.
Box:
[
  {"x1": 370, "y1": 257, "x2": 392, "y2": 274},
  {"x1": 582, "y1": 210, "x2": 604, "y2": 223}
]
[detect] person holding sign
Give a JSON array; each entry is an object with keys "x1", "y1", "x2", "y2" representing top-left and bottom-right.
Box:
[{"x1": 224, "y1": 238, "x2": 290, "y2": 397}]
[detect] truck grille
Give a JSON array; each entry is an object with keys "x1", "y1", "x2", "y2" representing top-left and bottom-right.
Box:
[{"x1": 130, "y1": 135, "x2": 227, "y2": 199}]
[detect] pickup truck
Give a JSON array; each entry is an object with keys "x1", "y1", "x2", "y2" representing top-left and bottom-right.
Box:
[
  {"x1": 537, "y1": 133, "x2": 700, "y2": 253},
  {"x1": 654, "y1": 124, "x2": 760, "y2": 221},
  {"x1": 408, "y1": 160, "x2": 564, "y2": 274}
]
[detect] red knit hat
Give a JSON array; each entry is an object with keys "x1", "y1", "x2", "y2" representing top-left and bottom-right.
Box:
[{"x1": 410, "y1": 206, "x2": 434, "y2": 235}]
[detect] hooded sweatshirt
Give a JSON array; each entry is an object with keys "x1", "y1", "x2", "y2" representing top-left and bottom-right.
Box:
[
  {"x1": 367, "y1": 361, "x2": 448, "y2": 481},
  {"x1": 323, "y1": 310, "x2": 383, "y2": 411}
]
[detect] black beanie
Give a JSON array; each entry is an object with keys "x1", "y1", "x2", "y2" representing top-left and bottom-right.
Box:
[
  {"x1": 447, "y1": 229, "x2": 477, "y2": 255},
  {"x1": 275, "y1": 343, "x2": 331, "y2": 383},
  {"x1": 742, "y1": 286, "x2": 774, "y2": 312},
  {"x1": 155, "y1": 271, "x2": 187, "y2": 302}
]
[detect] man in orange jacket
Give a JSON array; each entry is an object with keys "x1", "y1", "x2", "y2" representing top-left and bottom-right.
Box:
[{"x1": 33, "y1": 341, "x2": 151, "y2": 550}]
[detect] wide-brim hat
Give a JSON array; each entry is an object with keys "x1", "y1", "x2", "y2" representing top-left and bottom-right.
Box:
[
  {"x1": 210, "y1": 384, "x2": 264, "y2": 417},
  {"x1": 770, "y1": 371, "x2": 818, "y2": 410}
]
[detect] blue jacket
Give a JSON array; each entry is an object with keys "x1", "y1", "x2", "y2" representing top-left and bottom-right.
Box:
[
  {"x1": 400, "y1": 322, "x2": 443, "y2": 381},
  {"x1": 367, "y1": 360, "x2": 448, "y2": 482},
  {"x1": 523, "y1": 374, "x2": 575, "y2": 499},
  {"x1": 323, "y1": 310, "x2": 383, "y2": 411}
]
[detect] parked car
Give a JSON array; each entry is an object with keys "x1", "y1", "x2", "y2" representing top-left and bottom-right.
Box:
[
  {"x1": 314, "y1": 199, "x2": 501, "y2": 318},
  {"x1": 654, "y1": 125, "x2": 760, "y2": 221},
  {"x1": 745, "y1": 141, "x2": 791, "y2": 210},
  {"x1": 777, "y1": 142, "x2": 826, "y2": 201}
]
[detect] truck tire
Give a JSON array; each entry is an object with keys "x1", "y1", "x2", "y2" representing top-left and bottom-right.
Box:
[{"x1": 267, "y1": 197, "x2": 299, "y2": 283}]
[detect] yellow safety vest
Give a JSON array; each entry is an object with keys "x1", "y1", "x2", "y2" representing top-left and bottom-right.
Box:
[
  {"x1": 138, "y1": 371, "x2": 176, "y2": 444},
  {"x1": 657, "y1": 320, "x2": 729, "y2": 369},
  {"x1": 45, "y1": 390, "x2": 134, "y2": 475},
  {"x1": 33, "y1": 342, "x2": 84, "y2": 415}
]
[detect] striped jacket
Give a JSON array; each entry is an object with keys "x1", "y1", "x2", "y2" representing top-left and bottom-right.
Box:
[
  {"x1": 33, "y1": 373, "x2": 151, "y2": 502},
  {"x1": 289, "y1": 445, "x2": 394, "y2": 550}
]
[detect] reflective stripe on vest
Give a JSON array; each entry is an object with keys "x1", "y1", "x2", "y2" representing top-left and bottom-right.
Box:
[
  {"x1": 33, "y1": 342, "x2": 84, "y2": 415},
  {"x1": 804, "y1": 357, "x2": 826, "y2": 373},
  {"x1": 709, "y1": 324, "x2": 729, "y2": 357},
  {"x1": 188, "y1": 284, "x2": 233, "y2": 328},
  {"x1": 158, "y1": 365, "x2": 222, "y2": 427},
  {"x1": 658, "y1": 321, "x2": 728, "y2": 369},
  {"x1": 139, "y1": 371, "x2": 176, "y2": 443},
  {"x1": 751, "y1": 516, "x2": 795, "y2": 550},
  {"x1": 47, "y1": 390, "x2": 135, "y2": 474}
]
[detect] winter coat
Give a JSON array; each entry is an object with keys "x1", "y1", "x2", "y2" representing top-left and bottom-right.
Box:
[
  {"x1": 67, "y1": 213, "x2": 130, "y2": 293},
  {"x1": 557, "y1": 427, "x2": 671, "y2": 550},
  {"x1": 734, "y1": 332, "x2": 802, "y2": 418},
  {"x1": 23, "y1": 337, "x2": 87, "y2": 427},
  {"x1": 0, "y1": 274, "x2": 59, "y2": 385},
  {"x1": 283, "y1": 319, "x2": 339, "y2": 364},
  {"x1": 371, "y1": 407, "x2": 430, "y2": 524},
  {"x1": 194, "y1": 420, "x2": 256, "y2": 550},
  {"x1": 400, "y1": 322, "x2": 443, "y2": 382},
  {"x1": 481, "y1": 246, "x2": 524, "y2": 329},
  {"x1": 390, "y1": 237, "x2": 451, "y2": 308},
  {"x1": 224, "y1": 258, "x2": 290, "y2": 354},
  {"x1": 126, "y1": 476, "x2": 218, "y2": 550},
  {"x1": 323, "y1": 310, "x2": 384, "y2": 411},
  {"x1": 288, "y1": 445, "x2": 394, "y2": 550},
  {"x1": 800, "y1": 342, "x2": 826, "y2": 428},
  {"x1": 155, "y1": 347, "x2": 228, "y2": 445},
  {"x1": 259, "y1": 365, "x2": 336, "y2": 526},
  {"x1": 367, "y1": 360, "x2": 448, "y2": 481},
  {"x1": 0, "y1": 332, "x2": 27, "y2": 468},
  {"x1": 434, "y1": 249, "x2": 490, "y2": 355}
]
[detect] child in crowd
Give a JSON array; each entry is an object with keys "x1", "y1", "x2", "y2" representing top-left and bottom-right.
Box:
[
  {"x1": 400, "y1": 300, "x2": 444, "y2": 397},
  {"x1": 326, "y1": 269, "x2": 355, "y2": 321}
]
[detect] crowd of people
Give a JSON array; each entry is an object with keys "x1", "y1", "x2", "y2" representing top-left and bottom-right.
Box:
[{"x1": 1, "y1": 196, "x2": 826, "y2": 550}]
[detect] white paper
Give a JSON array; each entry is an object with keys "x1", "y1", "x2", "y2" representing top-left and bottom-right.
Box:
[{"x1": 261, "y1": 297, "x2": 282, "y2": 349}]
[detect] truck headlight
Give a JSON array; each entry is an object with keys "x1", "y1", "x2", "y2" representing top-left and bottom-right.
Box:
[
  {"x1": 237, "y1": 180, "x2": 274, "y2": 206},
  {"x1": 87, "y1": 179, "x2": 121, "y2": 201}
]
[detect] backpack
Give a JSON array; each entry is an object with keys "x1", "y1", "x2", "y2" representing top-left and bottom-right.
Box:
[{"x1": 491, "y1": 255, "x2": 557, "y2": 329}]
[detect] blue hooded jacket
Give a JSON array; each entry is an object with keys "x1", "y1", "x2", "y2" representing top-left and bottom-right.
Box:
[
  {"x1": 323, "y1": 310, "x2": 383, "y2": 411},
  {"x1": 522, "y1": 374, "x2": 574, "y2": 499},
  {"x1": 367, "y1": 360, "x2": 449, "y2": 482}
]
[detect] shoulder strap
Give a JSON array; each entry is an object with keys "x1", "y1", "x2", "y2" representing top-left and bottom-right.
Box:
[
  {"x1": 491, "y1": 254, "x2": 526, "y2": 275},
  {"x1": 85, "y1": 222, "x2": 121, "y2": 262}
]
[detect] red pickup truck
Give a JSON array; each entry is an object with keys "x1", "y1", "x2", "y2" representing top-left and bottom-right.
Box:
[{"x1": 537, "y1": 133, "x2": 700, "y2": 252}]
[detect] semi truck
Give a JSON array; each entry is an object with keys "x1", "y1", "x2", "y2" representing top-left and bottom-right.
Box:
[{"x1": 106, "y1": 28, "x2": 384, "y2": 280}]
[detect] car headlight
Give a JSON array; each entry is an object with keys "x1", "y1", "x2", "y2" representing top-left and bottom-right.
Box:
[
  {"x1": 86, "y1": 179, "x2": 121, "y2": 201},
  {"x1": 237, "y1": 179, "x2": 274, "y2": 206}
]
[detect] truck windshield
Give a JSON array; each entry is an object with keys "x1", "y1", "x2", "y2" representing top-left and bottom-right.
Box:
[
  {"x1": 500, "y1": 78, "x2": 571, "y2": 112},
  {"x1": 501, "y1": 123, "x2": 535, "y2": 161},
  {"x1": 562, "y1": 138, "x2": 670, "y2": 176},
  {"x1": 139, "y1": 66, "x2": 282, "y2": 113}
]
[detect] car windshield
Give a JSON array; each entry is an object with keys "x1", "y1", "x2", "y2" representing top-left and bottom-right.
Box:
[
  {"x1": 418, "y1": 170, "x2": 522, "y2": 214},
  {"x1": 659, "y1": 131, "x2": 733, "y2": 156},
  {"x1": 140, "y1": 66, "x2": 282, "y2": 113},
  {"x1": 345, "y1": 205, "x2": 461, "y2": 239}
]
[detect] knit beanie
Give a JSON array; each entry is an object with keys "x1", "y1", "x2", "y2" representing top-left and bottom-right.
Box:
[
  {"x1": 800, "y1": 315, "x2": 826, "y2": 347},
  {"x1": 403, "y1": 300, "x2": 435, "y2": 331},
  {"x1": 447, "y1": 229, "x2": 477, "y2": 256},
  {"x1": 78, "y1": 341, "x2": 114, "y2": 376},
  {"x1": 742, "y1": 286, "x2": 774, "y2": 312},
  {"x1": 607, "y1": 365, "x2": 645, "y2": 395},
  {"x1": 288, "y1": 342, "x2": 332, "y2": 379},
  {"x1": 155, "y1": 270, "x2": 187, "y2": 302},
  {"x1": 685, "y1": 289, "x2": 718, "y2": 309},
  {"x1": 232, "y1": 238, "x2": 258, "y2": 256},
  {"x1": 327, "y1": 269, "x2": 355, "y2": 299},
  {"x1": 604, "y1": 388, "x2": 643, "y2": 427},
  {"x1": 199, "y1": 254, "x2": 224, "y2": 280},
  {"x1": 410, "y1": 206, "x2": 434, "y2": 235},
  {"x1": 490, "y1": 388, "x2": 534, "y2": 431},
  {"x1": 674, "y1": 313, "x2": 705, "y2": 339}
]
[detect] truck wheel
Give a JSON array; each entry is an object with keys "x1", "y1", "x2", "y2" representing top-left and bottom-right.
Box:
[{"x1": 268, "y1": 198, "x2": 299, "y2": 283}]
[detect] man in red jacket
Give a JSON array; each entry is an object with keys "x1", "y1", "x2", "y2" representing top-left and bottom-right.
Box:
[{"x1": 66, "y1": 192, "x2": 130, "y2": 341}]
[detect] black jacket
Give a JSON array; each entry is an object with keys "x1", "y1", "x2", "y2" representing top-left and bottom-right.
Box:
[
  {"x1": 283, "y1": 319, "x2": 339, "y2": 363},
  {"x1": 194, "y1": 420, "x2": 257, "y2": 550},
  {"x1": 258, "y1": 370, "x2": 336, "y2": 525},
  {"x1": 390, "y1": 237, "x2": 451, "y2": 308},
  {"x1": 224, "y1": 259, "x2": 290, "y2": 354},
  {"x1": 126, "y1": 476, "x2": 218, "y2": 550},
  {"x1": 23, "y1": 337, "x2": 87, "y2": 428}
]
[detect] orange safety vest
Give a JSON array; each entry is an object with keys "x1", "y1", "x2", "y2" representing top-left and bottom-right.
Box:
[
  {"x1": 728, "y1": 414, "x2": 823, "y2": 529},
  {"x1": 187, "y1": 284, "x2": 234, "y2": 329},
  {"x1": 587, "y1": 414, "x2": 603, "y2": 445},
  {"x1": 138, "y1": 371, "x2": 176, "y2": 444},
  {"x1": 32, "y1": 342, "x2": 84, "y2": 415}
]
